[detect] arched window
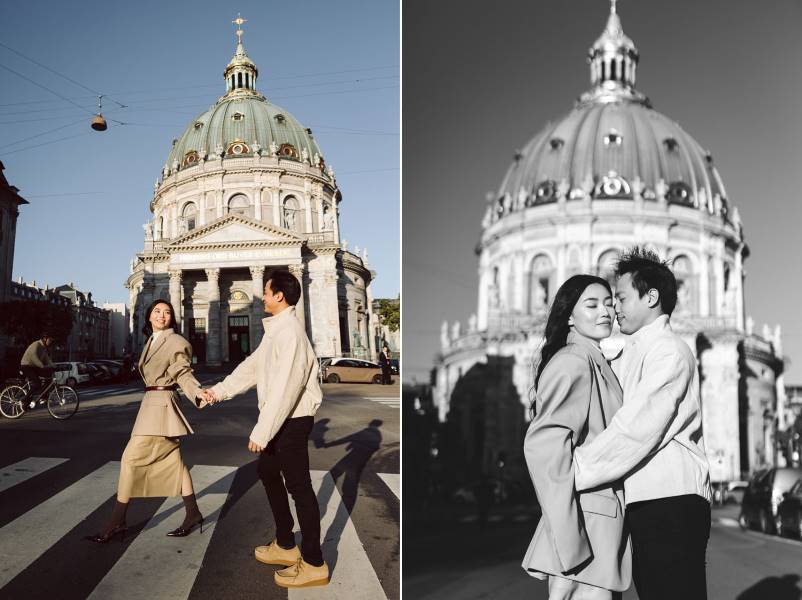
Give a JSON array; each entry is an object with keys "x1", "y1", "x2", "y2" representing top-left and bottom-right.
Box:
[
  {"x1": 228, "y1": 194, "x2": 251, "y2": 217},
  {"x1": 157, "y1": 216, "x2": 165, "y2": 240},
  {"x1": 528, "y1": 254, "x2": 553, "y2": 313},
  {"x1": 596, "y1": 249, "x2": 620, "y2": 288},
  {"x1": 282, "y1": 196, "x2": 301, "y2": 232},
  {"x1": 672, "y1": 255, "x2": 695, "y2": 315},
  {"x1": 181, "y1": 202, "x2": 197, "y2": 232}
]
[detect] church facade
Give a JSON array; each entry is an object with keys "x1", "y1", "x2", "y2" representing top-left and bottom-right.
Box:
[
  {"x1": 434, "y1": 5, "x2": 785, "y2": 485},
  {"x1": 126, "y1": 21, "x2": 377, "y2": 365}
]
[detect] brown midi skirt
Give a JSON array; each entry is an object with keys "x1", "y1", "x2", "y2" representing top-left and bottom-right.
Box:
[{"x1": 118, "y1": 435, "x2": 183, "y2": 498}]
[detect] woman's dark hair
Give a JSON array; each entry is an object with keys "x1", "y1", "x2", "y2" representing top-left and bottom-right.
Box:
[
  {"x1": 142, "y1": 299, "x2": 180, "y2": 337},
  {"x1": 530, "y1": 274, "x2": 612, "y2": 413}
]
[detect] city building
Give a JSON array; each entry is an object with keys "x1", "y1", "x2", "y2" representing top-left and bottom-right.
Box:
[
  {"x1": 102, "y1": 302, "x2": 129, "y2": 358},
  {"x1": 433, "y1": 4, "x2": 784, "y2": 486},
  {"x1": 0, "y1": 162, "x2": 28, "y2": 366},
  {"x1": 125, "y1": 20, "x2": 376, "y2": 364}
]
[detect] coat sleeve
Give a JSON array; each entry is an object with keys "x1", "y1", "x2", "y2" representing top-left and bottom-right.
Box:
[
  {"x1": 165, "y1": 336, "x2": 203, "y2": 407},
  {"x1": 211, "y1": 347, "x2": 260, "y2": 401},
  {"x1": 574, "y1": 339, "x2": 694, "y2": 490},
  {"x1": 525, "y1": 352, "x2": 593, "y2": 574},
  {"x1": 249, "y1": 327, "x2": 311, "y2": 448}
]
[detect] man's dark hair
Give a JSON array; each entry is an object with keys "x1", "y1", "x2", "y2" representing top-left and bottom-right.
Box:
[
  {"x1": 615, "y1": 247, "x2": 678, "y2": 315},
  {"x1": 266, "y1": 269, "x2": 301, "y2": 306}
]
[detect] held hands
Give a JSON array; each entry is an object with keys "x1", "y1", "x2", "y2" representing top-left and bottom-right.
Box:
[
  {"x1": 196, "y1": 388, "x2": 219, "y2": 408},
  {"x1": 248, "y1": 439, "x2": 264, "y2": 454}
]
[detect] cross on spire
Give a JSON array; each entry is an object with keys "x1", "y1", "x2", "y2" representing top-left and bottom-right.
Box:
[
  {"x1": 610, "y1": 0, "x2": 617, "y2": 14},
  {"x1": 233, "y1": 13, "x2": 247, "y2": 44}
]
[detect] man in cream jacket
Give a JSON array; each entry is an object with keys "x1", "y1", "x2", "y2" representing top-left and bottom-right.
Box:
[{"x1": 204, "y1": 268, "x2": 326, "y2": 589}]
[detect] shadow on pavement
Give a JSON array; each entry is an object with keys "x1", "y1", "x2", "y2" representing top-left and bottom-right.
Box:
[{"x1": 737, "y1": 574, "x2": 801, "y2": 600}]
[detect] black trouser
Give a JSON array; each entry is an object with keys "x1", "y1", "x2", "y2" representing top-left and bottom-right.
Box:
[
  {"x1": 257, "y1": 416, "x2": 323, "y2": 566},
  {"x1": 20, "y1": 366, "x2": 47, "y2": 400},
  {"x1": 381, "y1": 366, "x2": 392, "y2": 385},
  {"x1": 627, "y1": 494, "x2": 711, "y2": 600}
]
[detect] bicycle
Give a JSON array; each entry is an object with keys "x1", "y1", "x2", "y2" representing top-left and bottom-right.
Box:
[{"x1": 0, "y1": 374, "x2": 80, "y2": 420}]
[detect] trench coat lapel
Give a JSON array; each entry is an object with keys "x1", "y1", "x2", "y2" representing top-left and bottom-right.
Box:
[
  {"x1": 143, "y1": 329, "x2": 173, "y2": 366},
  {"x1": 137, "y1": 336, "x2": 152, "y2": 380}
]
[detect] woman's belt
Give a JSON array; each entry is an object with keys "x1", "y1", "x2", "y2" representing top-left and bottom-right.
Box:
[{"x1": 144, "y1": 385, "x2": 178, "y2": 392}]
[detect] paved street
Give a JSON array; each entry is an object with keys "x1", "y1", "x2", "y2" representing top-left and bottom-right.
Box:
[
  {"x1": 404, "y1": 504, "x2": 802, "y2": 599},
  {"x1": 0, "y1": 374, "x2": 399, "y2": 600}
]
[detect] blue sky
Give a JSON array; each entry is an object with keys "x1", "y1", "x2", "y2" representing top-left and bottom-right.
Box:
[{"x1": 0, "y1": 0, "x2": 399, "y2": 303}]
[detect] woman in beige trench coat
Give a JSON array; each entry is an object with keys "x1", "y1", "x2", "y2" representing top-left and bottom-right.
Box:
[
  {"x1": 522, "y1": 275, "x2": 632, "y2": 600},
  {"x1": 86, "y1": 299, "x2": 207, "y2": 543}
]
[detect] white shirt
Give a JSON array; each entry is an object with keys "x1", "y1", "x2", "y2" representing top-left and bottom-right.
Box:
[
  {"x1": 574, "y1": 315, "x2": 712, "y2": 504},
  {"x1": 211, "y1": 306, "x2": 322, "y2": 447}
]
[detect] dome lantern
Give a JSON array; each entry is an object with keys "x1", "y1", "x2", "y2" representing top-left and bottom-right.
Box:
[
  {"x1": 586, "y1": 0, "x2": 641, "y2": 99},
  {"x1": 224, "y1": 14, "x2": 259, "y2": 96}
]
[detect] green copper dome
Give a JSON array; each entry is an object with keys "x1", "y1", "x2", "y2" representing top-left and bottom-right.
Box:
[{"x1": 163, "y1": 21, "x2": 324, "y2": 174}]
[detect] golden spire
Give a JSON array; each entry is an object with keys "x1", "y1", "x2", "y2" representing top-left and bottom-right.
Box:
[{"x1": 232, "y1": 13, "x2": 247, "y2": 46}]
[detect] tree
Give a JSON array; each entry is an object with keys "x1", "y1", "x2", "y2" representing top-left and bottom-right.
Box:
[
  {"x1": 0, "y1": 300, "x2": 73, "y2": 346},
  {"x1": 377, "y1": 298, "x2": 400, "y2": 332}
]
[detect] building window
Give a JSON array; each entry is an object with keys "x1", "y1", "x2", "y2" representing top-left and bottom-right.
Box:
[
  {"x1": 228, "y1": 194, "x2": 251, "y2": 217},
  {"x1": 183, "y1": 151, "x2": 199, "y2": 166},
  {"x1": 535, "y1": 180, "x2": 557, "y2": 204},
  {"x1": 193, "y1": 121, "x2": 203, "y2": 130},
  {"x1": 278, "y1": 143, "x2": 298, "y2": 159},
  {"x1": 181, "y1": 202, "x2": 197, "y2": 232},
  {"x1": 282, "y1": 196, "x2": 300, "y2": 232},
  {"x1": 603, "y1": 130, "x2": 623, "y2": 146},
  {"x1": 232, "y1": 112, "x2": 245, "y2": 122},
  {"x1": 226, "y1": 140, "x2": 250, "y2": 156},
  {"x1": 667, "y1": 181, "x2": 693, "y2": 206},
  {"x1": 528, "y1": 254, "x2": 554, "y2": 312},
  {"x1": 274, "y1": 114, "x2": 286, "y2": 123}
]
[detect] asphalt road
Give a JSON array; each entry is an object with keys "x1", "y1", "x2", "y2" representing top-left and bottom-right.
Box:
[
  {"x1": 0, "y1": 374, "x2": 399, "y2": 600},
  {"x1": 403, "y1": 504, "x2": 802, "y2": 599}
]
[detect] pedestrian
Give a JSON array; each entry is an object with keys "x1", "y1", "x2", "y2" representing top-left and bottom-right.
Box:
[
  {"x1": 574, "y1": 247, "x2": 712, "y2": 600},
  {"x1": 522, "y1": 275, "x2": 631, "y2": 599},
  {"x1": 202, "y1": 268, "x2": 327, "y2": 589},
  {"x1": 379, "y1": 343, "x2": 392, "y2": 385},
  {"x1": 19, "y1": 332, "x2": 56, "y2": 410},
  {"x1": 85, "y1": 299, "x2": 208, "y2": 543}
]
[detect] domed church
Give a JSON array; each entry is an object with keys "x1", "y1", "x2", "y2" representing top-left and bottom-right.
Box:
[
  {"x1": 435, "y1": 4, "x2": 785, "y2": 486},
  {"x1": 126, "y1": 19, "x2": 375, "y2": 365}
]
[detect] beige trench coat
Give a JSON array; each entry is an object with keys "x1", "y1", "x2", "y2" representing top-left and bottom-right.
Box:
[
  {"x1": 522, "y1": 333, "x2": 632, "y2": 592},
  {"x1": 132, "y1": 329, "x2": 202, "y2": 437}
]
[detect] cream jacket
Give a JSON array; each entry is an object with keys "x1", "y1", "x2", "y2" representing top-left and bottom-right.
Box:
[
  {"x1": 132, "y1": 329, "x2": 202, "y2": 437},
  {"x1": 574, "y1": 315, "x2": 712, "y2": 504},
  {"x1": 211, "y1": 306, "x2": 322, "y2": 447},
  {"x1": 523, "y1": 333, "x2": 631, "y2": 591}
]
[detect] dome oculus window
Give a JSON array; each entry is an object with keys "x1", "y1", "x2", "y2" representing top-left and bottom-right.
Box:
[
  {"x1": 549, "y1": 138, "x2": 564, "y2": 150},
  {"x1": 193, "y1": 121, "x2": 204, "y2": 130},
  {"x1": 663, "y1": 137, "x2": 679, "y2": 152},
  {"x1": 666, "y1": 181, "x2": 693, "y2": 206},
  {"x1": 183, "y1": 151, "x2": 199, "y2": 166},
  {"x1": 274, "y1": 114, "x2": 286, "y2": 123},
  {"x1": 232, "y1": 112, "x2": 245, "y2": 122},
  {"x1": 278, "y1": 143, "x2": 298, "y2": 159},
  {"x1": 603, "y1": 130, "x2": 622, "y2": 146},
  {"x1": 594, "y1": 172, "x2": 632, "y2": 199},
  {"x1": 535, "y1": 180, "x2": 557, "y2": 204},
  {"x1": 226, "y1": 141, "x2": 250, "y2": 156}
]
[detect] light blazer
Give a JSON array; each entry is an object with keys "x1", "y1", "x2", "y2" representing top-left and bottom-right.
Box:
[
  {"x1": 522, "y1": 333, "x2": 632, "y2": 592},
  {"x1": 132, "y1": 329, "x2": 202, "y2": 437}
]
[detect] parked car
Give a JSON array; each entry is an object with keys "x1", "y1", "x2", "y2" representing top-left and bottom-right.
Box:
[
  {"x1": 739, "y1": 467, "x2": 802, "y2": 534},
  {"x1": 52, "y1": 362, "x2": 91, "y2": 387},
  {"x1": 86, "y1": 362, "x2": 114, "y2": 384},
  {"x1": 777, "y1": 478, "x2": 802, "y2": 538},
  {"x1": 389, "y1": 358, "x2": 399, "y2": 375},
  {"x1": 322, "y1": 358, "x2": 385, "y2": 384},
  {"x1": 93, "y1": 360, "x2": 124, "y2": 380}
]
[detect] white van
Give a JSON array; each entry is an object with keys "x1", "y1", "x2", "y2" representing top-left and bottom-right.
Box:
[{"x1": 53, "y1": 362, "x2": 91, "y2": 387}]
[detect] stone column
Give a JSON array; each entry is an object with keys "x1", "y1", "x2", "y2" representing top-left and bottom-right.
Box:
[
  {"x1": 288, "y1": 263, "x2": 308, "y2": 335},
  {"x1": 216, "y1": 190, "x2": 224, "y2": 219},
  {"x1": 366, "y1": 280, "x2": 377, "y2": 361},
  {"x1": 254, "y1": 187, "x2": 263, "y2": 221},
  {"x1": 168, "y1": 270, "x2": 182, "y2": 324},
  {"x1": 205, "y1": 268, "x2": 222, "y2": 365},
  {"x1": 249, "y1": 266, "x2": 265, "y2": 348},
  {"x1": 304, "y1": 195, "x2": 313, "y2": 233},
  {"x1": 273, "y1": 190, "x2": 282, "y2": 226}
]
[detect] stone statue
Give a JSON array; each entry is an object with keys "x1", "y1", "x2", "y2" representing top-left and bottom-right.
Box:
[
  {"x1": 342, "y1": 239, "x2": 348, "y2": 251},
  {"x1": 301, "y1": 148, "x2": 309, "y2": 163},
  {"x1": 215, "y1": 144, "x2": 224, "y2": 157},
  {"x1": 489, "y1": 281, "x2": 500, "y2": 309},
  {"x1": 354, "y1": 245, "x2": 361, "y2": 256},
  {"x1": 745, "y1": 316, "x2": 754, "y2": 336},
  {"x1": 468, "y1": 313, "x2": 477, "y2": 333},
  {"x1": 451, "y1": 321, "x2": 461, "y2": 341},
  {"x1": 713, "y1": 193, "x2": 722, "y2": 215},
  {"x1": 143, "y1": 222, "x2": 153, "y2": 241},
  {"x1": 580, "y1": 174, "x2": 594, "y2": 198},
  {"x1": 697, "y1": 187, "x2": 707, "y2": 211},
  {"x1": 482, "y1": 205, "x2": 492, "y2": 229},
  {"x1": 557, "y1": 179, "x2": 570, "y2": 200},
  {"x1": 762, "y1": 324, "x2": 772, "y2": 342},
  {"x1": 313, "y1": 152, "x2": 320, "y2": 167},
  {"x1": 252, "y1": 141, "x2": 261, "y2": 156},
  {"x1": 631, "y1": 175, "x2": 644, "y2": 199},
  {"x1": 327, "y1": 165, "x2": 335, "y2": 179},
  {"x1": 440, "y1": 321, "x2": 450, "y2": 349},
  {"x1": 362, "y1": 248, "x2": 368, "y2": 263},
  {"x1": 154, "y1": 180, "x2": 160, "y2": 192},
  {"x1": 655, "y1": 178, "x2": 667, "y2": 201},
  {"x1": 517, "y1": 187, "x2": 528, "y2": 210},
  {"x1": 269, "y1": 141, "x2": 278, "y2": 156},
  {"x1": 774, "y1": 324, "x2": 783, "y2": 355},
  {"x1": 323, "y1": 204, "x2": 334, "y2": 230},
  {"x1": 283, "y1": 207, "x2": 296, "y2": 230},
  {"x1": 532, "y1": 279, "x2": 546, "y2": 309}
]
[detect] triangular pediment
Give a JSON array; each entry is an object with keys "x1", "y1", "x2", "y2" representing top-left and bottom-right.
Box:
[{"x1": 167, "y1": 214, "x2": 303, "y2": 249}]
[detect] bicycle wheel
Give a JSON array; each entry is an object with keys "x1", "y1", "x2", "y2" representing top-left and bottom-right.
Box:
[
  {"x1": 47, "y1": 386, "x2": 79, "y2": 420},
  {"x1": 0, "y1": 385, "x2": 27, "y2": 419}
]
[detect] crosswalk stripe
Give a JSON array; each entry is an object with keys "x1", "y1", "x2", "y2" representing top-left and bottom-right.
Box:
[
  {"x1": 0, "y1": 461, "x2": 121, "y2": 588},
  {"x1": 0, "y1": 457, "x2": 68, "y2": 494},
  {"x1": 87, "y1": 464, "x2": 237, "y2": 600},
  {"x1": 289, "y1": 471, "x2": 387, "y2": 599},
  {"x1": 377, "y1": 473, "x2": 399, "y2": 500}
]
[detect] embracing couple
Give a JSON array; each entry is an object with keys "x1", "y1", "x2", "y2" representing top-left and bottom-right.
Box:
[
  {"x1": 85, "y1": 268, "x2": 329, "y2": 589},
  {"x1": 523, "y1": 247, "x2": 712, "y2": 600}
]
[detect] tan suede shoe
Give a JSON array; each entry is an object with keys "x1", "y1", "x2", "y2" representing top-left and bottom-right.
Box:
[
  {"x1": 254, "y1": 540, "x2": 302, "y2": 566},
  {"x1": 274, "y1": 558, "x2": 330, "y2": 588}
]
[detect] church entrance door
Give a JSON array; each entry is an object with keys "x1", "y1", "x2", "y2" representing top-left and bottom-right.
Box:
[
  {"x1": 228, "y1": 315, "x2": 250, "y2": 363},
  {"x1": 189, "y1": 318, "x2": 207, "y2": 364}
]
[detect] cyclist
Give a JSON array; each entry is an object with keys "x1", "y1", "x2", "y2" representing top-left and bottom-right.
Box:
[{"x1": 19, "y1": 332, "x2": 56, "y2": 411}]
